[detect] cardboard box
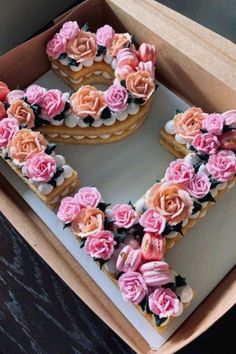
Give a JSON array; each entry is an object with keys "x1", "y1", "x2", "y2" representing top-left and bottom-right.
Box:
[{"x1": 0, "y1": 0, "x2": 235, "y2": 352}]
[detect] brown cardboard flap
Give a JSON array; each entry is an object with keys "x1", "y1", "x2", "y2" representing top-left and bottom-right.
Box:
[{"x1": 106, "y1": 0, "x2": 236, "y2": 112}]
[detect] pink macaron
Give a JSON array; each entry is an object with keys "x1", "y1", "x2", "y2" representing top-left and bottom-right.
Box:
[
  {"x1": 138, "y1": 61, "x2": 155, "y2": 78},
  {"x1": 139, "y1": 261, "x2": 171, "y2": 287},
  {"x1": 141, "y1": 233, "x2": 166, "y2": 261},
  {"x1": 116, "y1": 245, "x2": 142, "y2": 272},
  {"x1": 138, "y1": 43, "x2": 157, "y2": 64},
  {"x1": 116, "y1": 48, "x2": 139, "y2": 69}
]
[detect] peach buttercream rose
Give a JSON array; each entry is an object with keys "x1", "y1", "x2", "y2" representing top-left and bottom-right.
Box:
[
  {"x1": 148, "y1": 181, "x2": 193, "y2": 225},
  {"x1": 7, "y1": 129, "x2": 47, "y2": 165},
  {"x1": 173, "y1": 107, "x2": 205, "y2": 143},
  {"x1": 7, "y1": 99, "x2": 35, "y2": 128},
  {"x1": 126, "y1": 71, "x2": 155, "y2": 101},
  {"x1": 107, "y1": 33, "x2": 131, "y2": 57},
  {"x1": 67, "y1": 31, "x2": 97, "y2": 62},
  {"x1": 70, "y1": 85, "x2": 106, "y2": 120},
  {"x1": 71, "y1": 208, "x2": 104, "y2": 238}
]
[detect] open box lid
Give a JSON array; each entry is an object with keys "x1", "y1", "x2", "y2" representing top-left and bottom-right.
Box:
[{"x1": 0, "y1": 0, "x2": 235, "y2": 352}]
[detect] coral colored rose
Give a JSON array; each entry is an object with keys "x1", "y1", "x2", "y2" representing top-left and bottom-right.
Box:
[
  {"x1": 84, "y1": 230, "x2": 116, "y2": 260},
  {"x1": 126, "y1": 71, "x2": 155, "y2": 101},
  {"x1": 24, "y1": 152, "x2": 56, "y2": 183},
  {"x1": 139, "y1": 209, "x2": 166, "y2": 233},
  {"x1": 7, "y1": 99, "x2": 35, "y2": 128},
  {"x1": 118, "y1": 271, "x2": 148, "y2": 304},
  {"x1": 219, "y1": 131, "x2": 236, "y2": 150},
  {"x1": 0, "y1": 118, "x2": 19, "y2": 149},
  {"x1": 187, "y1": 172, "x2": 211, "y2": 199},
  {"x1": 67, "y1": 31, "x2": 97, "y2": 62},
  {"x1": 138, "y1": 61, "x2": 155, "y2": 78},
  {"x1": 192, "y1": 133, "x2": 220, "y2": 155},
  {"x1": 59, "y1": 21, "x2": 80, "y2": 40},
  {"x1": 112, "y1": 204, "x2": 137, "y2": 229},
  {"x1": 165, "y1": 159, "x2": 194, "y2": 185},
  {"x1": 71, "y1": 208, "x2": 104, "y2": 238},
  {"x1": 0, "y1": 81, "x2": 10, "y2": 102},
  {"x1": 206, "y1": 150, "x2": 236, "y2": 182},
  {"x1": 222, "y1": 110, "x2": 236, "y2": 128},
  {"x1": 138, "y1": 43, "x2": 157, "y2": 64},
  {"x1": 40, "y1": 89, "x2": 66, "y2": 119},
  {"x1": 116, "y1": 48, "x2": 139, "y2": 69},
  {"x1": 107, "y1": 33, "x2": 131, "y2": 57},
  {"x1": 70, "y1": 85, "x2": 106, "y2": 120},
  {"x1": 203, "y1": 113, "x2": 224, "y2": 135},
  {"x1": 96, "y1": 24, "x2": 115, "y2": 47},
  {"x1": 0, "y1": 102, "x2": 6, "y2": 120},
  {"x1": 25, "y1": 85, "x2": 46, "y2": 105},
  {"x1": 148, "y1": 288, "x2": 180, "y2": 318},
  {"x1": 57, "y1": 196, "x2": 81, "y2": 223},
  {"x1": 74, "y1": 187, "x2": 101, "y2": 208},
  {"x1": 148, "y1": 181, "x2": 193, "y2": 225},
  {"x1": 7, "y1": 129, "x2": 47, "y2": 165},
  {"x1": 115, "y1": 65, "x2": 135, "y2": 80},
  {"x1": 46, "y1": 33, "x2": 67, "y2": 59},
  {"x1": 105, "y1": 84, "x2": 128, "y2": 112},
  {"x1": 7, "y1": 90, "x2": 25, "y2": 104},
  {"x1": 174, "y1": 107, "x2": 205, "y2": 143}
]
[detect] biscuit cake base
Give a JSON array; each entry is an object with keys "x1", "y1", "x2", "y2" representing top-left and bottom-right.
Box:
[
  {"x1": 160, "y1": 128, "x2": 189, "y2": 158},
  {"x1": 1, "y1": 156, "x2": 79, "y2": 209}
]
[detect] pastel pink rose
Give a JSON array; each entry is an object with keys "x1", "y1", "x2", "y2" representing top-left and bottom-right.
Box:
[
  {"x1": 25, "y1": 85, "x2": 46, "y2": 105},
  {"x1": 165, "y1": 159, "x2": 194, "y2": 185},
  {"x1": 96, "y1": 24, "x2": 115, "y2": 47},
  {"x1": 24, "y1": 151, "x2": 56, "y2": 183},
  {"x1": 115, "y1": 65, "x2": 135, "y2": 81},
  {"x1": 105, "y1": 84, "x2": 128, "y2": 112},
  {"x1": 40, "y1": 89, "x2": 66, "y2": 119},
  {"x1": 203, "y1": 113, "x2": 225, "y2": 135},
  {"x1": 187, "y1": 172, "x2": 211, "y2": 199},
  {"x1": 138, "y1": 61, "x2": 155, "y2": 78},
  {"x1": 192, "y1": 133, "x2": 220, "y2": 155},
  {"x1": 0, "y1": 118, "x2": 19, "y2": 149},
  {"x1": 138, "y1": 43, "x2": 157, "y2": 64},
  {"x1": 59, "y1": 21, "x2": 80, "y2": 40},
  {"x1": 206, "y1": 150, "x2": 236, "y2": 182},
  {"x1": 222, "y1": 110, "x2": 236, "y2": 128},
  {"x1": 112, "y1": 204, "x2": 137, "y2": 229},
  {"x1": 139, "y1": 209, "x2": 166, "y2": 234},
  {"x1": 117, "y1": 48, "x2": 139, "y2": 69},
  {"x1": 148, "y1": 287, "x2": 180, "y2": 318},
  {"x1": 84, "y1": 230, "x2": 116, "y2": 260},
  {"x1": 46, "y1": 33, "x2": 67, "y2": 59},
  {"x1": 74, "y1": 187, "x2": 101, "y2": 208},
  {"x1": 118, "y1": 271, "x2": 148, "y2": 304},
  {"x1": 7, "y1": 90, "x2": 25, "y2": 104},
  {"x1": 57, "y1": 196, "x2": 81, "y2": 223}
]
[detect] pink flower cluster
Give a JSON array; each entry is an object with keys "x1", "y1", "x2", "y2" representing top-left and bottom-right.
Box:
[{"x1": 46, "y1": 21, "x2": 80, "y2": 59}]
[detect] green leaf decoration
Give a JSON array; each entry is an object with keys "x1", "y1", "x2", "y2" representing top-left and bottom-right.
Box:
[
  {"x1": 97, "y1": 45, "x2": 106, "y2": 56},
  {"x1": 104, "y1": 217, "x2": 114, "y2": 230},
  {"x1": 199, "y1": 128, "x2": 208, "y2": 133},
  {"x1": 81, "y1": 23, "x2": 89, "y2": 31},
  {"x1": 83, "y1": 116, "x2": 95, "y2": 126},
  {"x1": 19, "y1": 124, "x2": 28, "y2": 129},
  {"x1": 133, "y1": 97, "x2": 145, "y2": 105},
  {"x1": 59, "y1": 53, "x2": 67, "y2": 60},
  {"x1": 45, "y1": 143, "x2": 56, "y2": 155},
  {"x1": 130, "y1": 34, "x2": 137, "y2": 45},
  {"x1": 31, "y1": 103, "x2": 41, "y2": 115},
  {"x1": 114, "y1": 228, "x2": 129, "y2": 247},
  {"x1": 94, "y1": 258, "x2": 107, "y2": 269},
  {"x1": 174, "y1": 109, "x2": 184, "y2": 115},
  {"x1": 192, "y1": 201, "x2": 202, "y2": 214},
  {"x1": 120, "y1": 80, "x2": 126, "y2": 88},
  {"x1": 163, "y1": 282, "x2": 176, "y2": 291},
  {"x1": 128, "y1": 200, "x2": 135, "y2": 210},
  {"x1": 69, "y1": 58, "x2": 79, "y2": 67},
  {"x1": 132, "y1": 223, "x2": 145, "y2": 241},
  {"x1": 80, "y1": 238, "x2": 86, "y2": 249},
  {"x1": 47, "y1": 167, "x2": 64, "y2": 187},
  {"x1": 97, "y1": 202, "x2": 111, "y2": 212},
  {"x1": 162, "y1": 222, "x2": 183, "y2": 236},
  {"x1": 138, "y1": 297, "x2": 152, "y2": 314},
  {"x1": 34, "y1": 117, "x2": 51, "y2": 129},
  {"x1": 193, "y1": 161, "x2": 202, "y2": 173},
  {"x1": 175, "y1": 274, "x2": 187, "y2": 287},
  {"x1": 196, "y1": 153, "x2": 210, "y2": 162},
  {"x1": 222, "y1": 124, "x2": 236, "y2": 133},
  {"x1": 115, "y1": 271, "x2": 124, "y2": 280},
  {"x1": 198, "y1": 192, "x2": 215, "y2": 203},
  {"x1": 3, "y1": 151, "x2": 10, "y2": 160},
  {"x1": 4, "y1": 102, "x2": 10, "y2": 110},
  {"x1": 189, "y1": 145, "x2": 197, "y2": 153},
  {"x1": 101, "y1": 107, "x2": 111, "y2": 120},
  {"x1": 154, "y1": 314, "x2": 168, "y2": 327},
  {"x1": 210, "y1": 178, "x2": 222, "y2": 190},
  {"x1": 63, "y1": 222, "x2": 71, "y2": 229}
]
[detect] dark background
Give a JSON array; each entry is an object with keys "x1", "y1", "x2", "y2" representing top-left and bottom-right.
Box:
[{"x1": 0, "y1": 1, "x2": 235, "y2": 353}]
